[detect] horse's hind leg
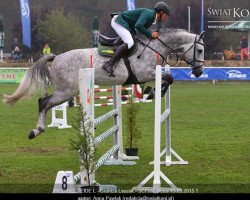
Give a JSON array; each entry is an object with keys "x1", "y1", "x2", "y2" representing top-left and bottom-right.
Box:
[{"x1": 28, "y1": 91, "x2": 72, "y2": 139}]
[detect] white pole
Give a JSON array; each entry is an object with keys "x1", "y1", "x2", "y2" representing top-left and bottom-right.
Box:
[
  {"x1": 164, "y1": 65, "x2": 171, "y2": 165},
  {"x1": 188, "y1": 6, "x2": 191, "y2": 32},
  {"x1": 153, "y1": 65, "x2": 162, "y2": 189},
  {"x1": 248, "y1": 31, "x2": 250, "y2": 56},
  {"x1": 0, "y1": 49, "x2": 3, "y2": 63},
  {"x1": 113, "y1": 85, "x2": 124, "y2": 159}
]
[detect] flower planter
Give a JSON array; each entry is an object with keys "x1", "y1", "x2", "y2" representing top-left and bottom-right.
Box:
[{"x1": 125, "y1": 147, "x2": 138, "y2": 156}]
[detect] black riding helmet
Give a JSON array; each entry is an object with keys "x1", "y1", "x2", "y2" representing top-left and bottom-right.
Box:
[{"x1": 154, "y1": 2, "x2": 171, "y2": 15}]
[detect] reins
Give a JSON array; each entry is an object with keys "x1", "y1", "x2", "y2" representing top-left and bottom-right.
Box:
[{"x1": 136, "y1": 38, "x2": 168, "y2": 66}]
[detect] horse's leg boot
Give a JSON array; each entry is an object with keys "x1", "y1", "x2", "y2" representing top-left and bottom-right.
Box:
[
  {"x1": 163, "y1": 73, "x2": 174, "y2": 85},
  {"x1": 161, "y1": 82, "x2": 169, "y2": 97},
  {"x1": 102, "y1": 43, "x2": 129, "y2": 77}
]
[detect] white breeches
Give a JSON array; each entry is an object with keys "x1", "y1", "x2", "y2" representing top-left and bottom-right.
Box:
[{"x1": 111, "y1": 15, "x2": 134, "y2": 49}]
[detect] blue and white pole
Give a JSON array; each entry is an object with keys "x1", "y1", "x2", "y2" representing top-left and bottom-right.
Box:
[
  {"x1": 126, "y1": 0, "x2": 135, "y2": 11},
  {"x1": 0, "y1": 15, "x2": 4, "y2": 63},
  {"x1": 200, "y1": 0, "x2": 204, "y2": 33}
]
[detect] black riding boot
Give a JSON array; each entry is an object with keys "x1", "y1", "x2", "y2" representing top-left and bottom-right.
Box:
[{"x1": 102, "y1": 43, "x2": 129, "y2": 77}]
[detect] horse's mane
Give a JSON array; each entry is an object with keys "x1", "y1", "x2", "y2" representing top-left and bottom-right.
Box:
[
  {"x1": 136, "y1": 28, "x2": 195, "y2": 40},
  {"x1": 160, "y1": 28, "x2": 195, "y2": 35},
  {"x1": 136, "y1": 28, "x2": 197, "y2": 50}
]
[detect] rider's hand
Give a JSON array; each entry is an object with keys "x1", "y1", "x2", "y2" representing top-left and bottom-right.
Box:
[{"x1": 151, "y1": 32, "x2": 159, "y2": 39}]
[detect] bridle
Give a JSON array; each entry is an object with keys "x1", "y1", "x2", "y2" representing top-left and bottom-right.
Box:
[{"x1": 136, "y1": 35, "x2": 204, "y2": 70}]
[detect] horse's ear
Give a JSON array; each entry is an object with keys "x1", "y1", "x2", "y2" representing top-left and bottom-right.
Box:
[{"x1": 199, "y1": 31, "x2": 205, "y2": 40}]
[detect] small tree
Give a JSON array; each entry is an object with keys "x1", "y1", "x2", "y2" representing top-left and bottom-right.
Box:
[
  {"x1": 36, "y1": 9, "x2": 91, "y2": 54},
  {"x1": 125, "y1": 96, "x2": 142, "y2": 150},
  {"x1": 70, "y1": 103, "x2": 96, "y2": 187}
]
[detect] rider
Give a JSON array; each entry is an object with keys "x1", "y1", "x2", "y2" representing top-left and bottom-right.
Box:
[{"x1": 102, "y1": 2, "x2": 171, "y2": 77}]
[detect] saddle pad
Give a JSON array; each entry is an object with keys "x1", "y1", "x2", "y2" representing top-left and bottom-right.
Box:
[
  {"x1": 98, "y1": 45, "x2": 115, "y2": 57},
  {"x1": 98, "y1": 42, "x2": 138, "y2": 57}
]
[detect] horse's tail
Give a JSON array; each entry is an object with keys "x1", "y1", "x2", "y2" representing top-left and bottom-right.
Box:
[{"x1": 3, "y1": 54, "x2": 56, "y2": 106}]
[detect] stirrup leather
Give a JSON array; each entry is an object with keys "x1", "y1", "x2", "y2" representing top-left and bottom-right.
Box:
[{"x1": 102, "y1": 60, "x2": 116, "y2": 77}]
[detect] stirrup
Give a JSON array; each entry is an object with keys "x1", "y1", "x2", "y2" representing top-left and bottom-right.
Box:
[
  {"x1": 107, "y1": 68, "x2": 115, "y2": 77},
  {"x1": 102, "y1": 65, "x2": 115, "y2": 77}
]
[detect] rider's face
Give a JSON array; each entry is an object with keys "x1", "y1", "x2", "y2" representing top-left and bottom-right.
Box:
[
  {"x1": 161, "y1": 12, "x2": 169, "y2": 21},
  {"x1": 157, "y1": 12, "x2": 169, "y2": 22}
]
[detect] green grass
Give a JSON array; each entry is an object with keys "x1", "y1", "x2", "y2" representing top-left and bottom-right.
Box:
[{"x1": 0, "y1": 83, "x2": 249, "y2": 193}]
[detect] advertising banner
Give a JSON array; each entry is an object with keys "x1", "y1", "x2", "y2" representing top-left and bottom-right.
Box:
[
  {"x1": 0, "y1": 68, "x2": 27, "y2": 83},
  {"x1": 20, "y1": 0, "x2": 31, "y2": 48},
  {"x1": 162, "y1": 67, "x2": 250, "y2": 81}
]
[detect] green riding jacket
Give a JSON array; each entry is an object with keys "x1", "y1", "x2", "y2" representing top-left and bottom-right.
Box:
[{"x1": 113, "y1": 8, "x2": 156, "y2": 38}]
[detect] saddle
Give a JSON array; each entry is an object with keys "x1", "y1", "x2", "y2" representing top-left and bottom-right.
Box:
[{"x1": 97, "y1": 34, "x2": 137, "y2": 57}]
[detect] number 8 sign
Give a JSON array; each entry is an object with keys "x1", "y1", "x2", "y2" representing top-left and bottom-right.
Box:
[{"x1": 53, "y1": 171, "x2": 77, "y2": 193}]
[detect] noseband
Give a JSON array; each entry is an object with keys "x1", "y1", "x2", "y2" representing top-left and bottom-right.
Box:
[{"x1": 136, "y1": 35, "x2": 204, "y2": 70}]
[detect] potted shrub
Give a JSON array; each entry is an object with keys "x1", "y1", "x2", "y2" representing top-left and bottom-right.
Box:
[
  {"x1": 70, "y1": 103, "x2": 99, "y2": 193},
  {"x1": 124, "y1": 96, "x2": 142, "y2": 156}
]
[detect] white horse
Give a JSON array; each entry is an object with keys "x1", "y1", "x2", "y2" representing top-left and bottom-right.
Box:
[{"x1": 3, "y1": 29, "x2": 205, "y2": 139}]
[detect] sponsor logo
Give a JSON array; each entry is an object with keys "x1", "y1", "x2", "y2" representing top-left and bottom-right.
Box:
[
  {"x1": 207, "y1": 7, "x2": 250, "y2": 18},
  {"x1": 20, "y1": 0, "x2": 30, "y2": 18},
  {"x1": 227, "y1": 70, "x2": 247, "y2": 79}
]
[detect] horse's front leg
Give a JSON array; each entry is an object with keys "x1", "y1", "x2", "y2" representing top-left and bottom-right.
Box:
[
  {"x1": 143, "y1": 73, "x2": 174, "y2": 100},
  {"x1": 162, "y1": 73, "x2": 174, "y2": 85},
  {"x1": 161, "y1": 73, "x2": 174, "y2": 97}
]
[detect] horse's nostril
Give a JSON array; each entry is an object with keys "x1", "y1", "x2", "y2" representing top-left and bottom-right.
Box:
[
  {"x1": 195, "y1": 71, "x2": 202, "y2": 78},
  {"x1": 192, "y1": 69, "x2": 203, "y2": 78}
]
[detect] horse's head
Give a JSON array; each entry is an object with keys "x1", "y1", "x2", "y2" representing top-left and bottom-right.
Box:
[
  {"x1": 137, "y1": 29, "x2": 205, "y2": 77},
  {"x1": 174, "y1": 31, "x2": 205, "y2": 77}
]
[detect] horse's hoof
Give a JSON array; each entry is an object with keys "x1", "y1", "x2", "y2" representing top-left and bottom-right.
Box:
[{"x1": 28, "y1": 131, "x2": 36, "y2": 140}]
